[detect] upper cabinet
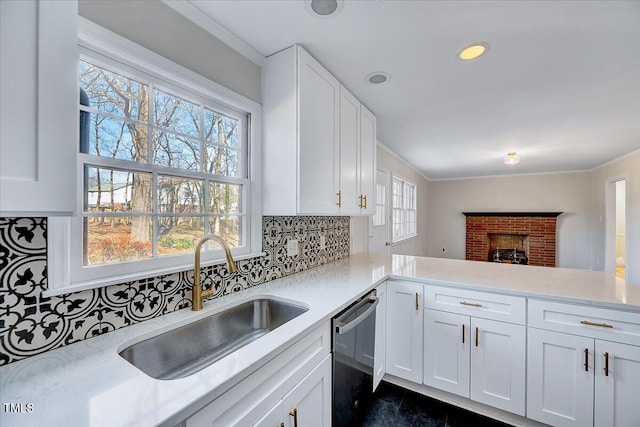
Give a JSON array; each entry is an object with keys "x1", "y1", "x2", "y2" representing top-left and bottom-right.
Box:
[
  {"x1": 0, "y1": 0, "x2": 78, "y2": 216},
  {"x1": 262, "y1": 44, "x2": 376, "y2": 215}
]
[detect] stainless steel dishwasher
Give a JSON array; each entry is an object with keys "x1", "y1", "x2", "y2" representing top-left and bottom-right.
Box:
[{"x1": 332, "y1": 289, "x2": 379, "y2": 427}]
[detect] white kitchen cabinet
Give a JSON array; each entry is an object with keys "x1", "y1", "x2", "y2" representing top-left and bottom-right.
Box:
[
  {"x1": 359, "y1": 105, "x2": 376, "y2": 215},
  {"x1": 594, "y1": 340, "x2": 640, "y2": 427},
  {"x1": 527, "y1": 299, "x2": 640, "y2": 427},
  {"x1": 282, "y1": 354, "x2": 332, "y2": 427},
  {"x1": 0, "y1": 0, "x2": 78, "y2": 216},
  {"x1": 254, "y1": 354, "x2": 332, "y2": 427},
  {"x1": 386, "y1": 280, "x2": 423, "y2": 383},
  {"x1": 262, "y1": 44, "x2": 375, "y2": 215},
  {"x1": 373, "y1": 282, "x2": 387, "y2": 390},
  {"x1": 527, "y1": 328, "x2": 595, "y2": 427},
  {"x1": 185, "y1": 323, "x2": 331, "y2": 427},
  {"x1": 423, "y1": 296, "x2": 525, "y2": 416}
]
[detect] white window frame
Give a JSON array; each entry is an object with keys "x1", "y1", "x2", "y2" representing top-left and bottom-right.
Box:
[
  {"x1": 391, "y1": 175, "x2": 417, "y2": 243},
  {"x1": 46, "y1": 18, "x2": 263, "y2": 296}
]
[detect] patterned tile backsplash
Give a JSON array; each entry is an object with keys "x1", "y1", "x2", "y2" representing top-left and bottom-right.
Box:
[{"x1": 0, "y1": 216, "x2": 350, "y2": 365}]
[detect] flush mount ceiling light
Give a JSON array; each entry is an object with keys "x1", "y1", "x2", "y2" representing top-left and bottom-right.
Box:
[
  {"x1": 305, "y1": 0, "x2": 344, "y2": 18},
  {"x1": 364, "y1": 72, "x2": 391, "y2": 85},
  {"x1": 458, "y1": 42, "x2": 490, "y2": 61},
  {"x1": 504, "y1": 152, "x2": 521, "y2": 166}
]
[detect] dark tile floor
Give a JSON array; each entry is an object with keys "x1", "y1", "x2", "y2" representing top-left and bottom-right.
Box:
[{"x1": 362, "y1": 381, "x2": 514, "y2": 427}]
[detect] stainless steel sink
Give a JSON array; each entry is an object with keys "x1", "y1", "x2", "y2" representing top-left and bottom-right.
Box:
[{"x1": 119, "y1": 297, "x2": 308, "y2": 380}]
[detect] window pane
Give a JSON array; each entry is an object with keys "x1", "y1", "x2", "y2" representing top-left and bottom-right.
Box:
[
  {"x1": 205, "y1": 144, "x2": 239, "y2": 177},
  {"x1": 205, "y1": 109, "x2": 239, "y2": 148},
  {"x1": 209, "y1": 183, "x2": 241, "y2": 214},
  {"x1": 209, "y1": 216, "x2": 241, "y2": 247},
  {"x1": 154, "y1": 90, "x2": 201, "y2": 137},
  {"x1": 85, "y1": 166, "x2": 151, "y2": 213},
  {"x1": 84, "y1": 114, "x2": 147, "y2": 162},
  {"x1": 158, "y1": 176, "x2": 204, "y2": 214},
  {"x1": 84, "y1": 216, "x2": 152, "y2": 265},
  {"x1": 153, "y1": 131, "x2": 201, "y2": 170},
  {"x1": 157, "y1": 216, "x2": 204, "y2": 257},
  {"x1": 79, "y1": 60, "x2": 148, "y2": 121}
]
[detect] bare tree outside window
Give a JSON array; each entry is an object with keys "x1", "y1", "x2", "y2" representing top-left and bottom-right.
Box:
[{"x1": 79, "y1": 60, "x2": 245, "y2": 265}]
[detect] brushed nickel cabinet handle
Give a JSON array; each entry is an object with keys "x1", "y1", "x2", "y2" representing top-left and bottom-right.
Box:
[
  {"x1": 336, "y1": 191, "x2": 342, "y2": 207},
  {"x1": 604, "y1": 352, "x2": 609, "y2": 377},
  {"x1": 363, "y1": 194, "x2": 367, "y2": 209},
  {"x1": 580, "y1": 320, "x2": 614, "y2": 328},
  {"x1": 462, "y1": 324, "x2": 465, "y2": 344},
  {"x1": 584, "y1": 348, "x2": 589, "y2": 372},
  {"x1": 460, "y1": 301, "x2": 483, "y2": 308},
  {"x1": 289, "y1": 408, "x2": 298, "y2": 427}
]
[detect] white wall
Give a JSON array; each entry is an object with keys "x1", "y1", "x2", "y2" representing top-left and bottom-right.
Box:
[
  {"x1": 78, "y1": 0, "x2": 261, "y2": 103},
  {"x1": 374, "y1": 143, "x2": 430, "y2": 256},
  {"x1": 427, "y1": 172, "x2": 593, "y2": 270}
]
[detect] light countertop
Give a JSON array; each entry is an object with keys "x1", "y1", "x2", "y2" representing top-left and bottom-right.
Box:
[{"x1": 1, "y1": 253, "x2": 639, "y2": 427}]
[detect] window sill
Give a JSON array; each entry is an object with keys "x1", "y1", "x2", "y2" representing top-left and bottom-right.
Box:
[{"x1": 42, "y1": 251, "x2": 267, "y2": 298}]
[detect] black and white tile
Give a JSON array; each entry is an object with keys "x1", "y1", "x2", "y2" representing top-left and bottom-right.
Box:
[{"x1": 0, "y1": 216, "x2": 350, "y2": 365}]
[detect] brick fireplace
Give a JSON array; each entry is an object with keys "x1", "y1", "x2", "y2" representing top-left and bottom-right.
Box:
[{"x1": 463, "y1": 212, "x2": 562, "y2": 267}]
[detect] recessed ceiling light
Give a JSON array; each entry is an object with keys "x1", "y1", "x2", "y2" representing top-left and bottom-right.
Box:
[
  {"x1": 365, "y1": 72, "x2": 391, "y2": 85},
  {"x1": 504, "y1": 152, "x2": 521, "y2": 166},
  {"x1": 305, "y1": 0, "x2": 344, "y2": 18},
  {"x1": 458, "y1": 42, "x2": 490, "y2": 61}
]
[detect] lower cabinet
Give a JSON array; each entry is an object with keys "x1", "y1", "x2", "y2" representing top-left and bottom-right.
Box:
[
  {"x1": 423, "y1": 309, "x2": 526, "y2": 416},
  {"x1": 254, "y1": 354, "x2": 332, "y2": 427},
  {"x1": 373, "y1": 282, "x2": 387, "y2": 391},
  {"x1": 184, "y1": 323, "x2": 331, "y2": 427},
  {"x1": 527, "y1": 299, "x2": 640, "y2": 427},
  {"x1": 385, "y1": 280, "x2": 424, "y2": 383},
  {"x1": 527, "y1": 328, "x2": 640, "y2": 427}
]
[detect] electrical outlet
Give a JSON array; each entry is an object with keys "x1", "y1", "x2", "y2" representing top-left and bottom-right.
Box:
[
  {"x1": 287, "y1": 239, "x2": 298, "y2": 257},
  {"x1": 320, "y1": 236, "x2": 326, "y2": 250}
]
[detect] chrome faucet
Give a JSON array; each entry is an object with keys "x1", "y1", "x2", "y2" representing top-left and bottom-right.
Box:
[{"x1": 192, "y1": 234, "x2": 238, "y2": 311}]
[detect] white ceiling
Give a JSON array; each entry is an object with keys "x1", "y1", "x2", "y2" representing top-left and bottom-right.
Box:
[{"x1": 182, "y1": 0, "x2": 640, "y2": 179}]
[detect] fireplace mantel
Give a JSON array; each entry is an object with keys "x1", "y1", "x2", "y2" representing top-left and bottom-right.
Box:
[{"x1": 462, "y1": 212, "x2": 563, "y2": 217}]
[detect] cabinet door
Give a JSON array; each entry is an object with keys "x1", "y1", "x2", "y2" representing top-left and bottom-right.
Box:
[
  {"x1": 373, "y1": 282, "x2": 387, "y2": 391},
  {"x1": 283, "y1": 354, "x2": 331, "y2": 427},
  {"x1": 0, "y1": 0, "x2": 77, "y2": 215},
  {"x1": 359, "y1": 105, "x2": 376, "y2": 215},
  {"x1": 297, "y1": 47, "x2": 340, "y2": 214},
  {"x1": 470, "y1": 318, "x2": 525, "y2": 416},
  {"x1": 527, "y1": 328, "x2": 594, "y2": 427},
  {"x1": 339, "y1": 86, "x2": 360, "y2": 214},
  {"x1": 595, "y1": 340, "x2": 640, "y2": 427},
  {"x1": 423, "y1": 309, "x2": 470, "y2": 397},
  {"x1": 386, "y1": 281, "x2": 423, "y2": 383},
  {"x1": 253, "y1": 400, "x2": 283, "y2": 427}
]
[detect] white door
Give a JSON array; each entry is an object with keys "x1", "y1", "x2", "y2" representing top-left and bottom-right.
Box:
[
  {"x1": 297, "y1": 47, "x2": 340, "y2": 214},
  {"x1": 373, "y1": 282, "x2": 387, "y2": 391},
  {"x1": 369, "y1": 169, "x2": 390, "y2": 254},
  {"x1": 423, "y1": 309, "x2": 470, "y2": 397},
  {"x1": 385, "y1": 281, "x2": 423, "y2": 383},
  {"x1": 527, "y1": 328, "x2": 594, "y2": 427},
  {"x1": 470, "y1": 318, "x2": 526, "y2": 416},
  {"x1": 595, "y1": 340, "x2": 640, "y2": 427},
  {"x1": 283, "y1": 354, "x2": 332, "y2": 427}
]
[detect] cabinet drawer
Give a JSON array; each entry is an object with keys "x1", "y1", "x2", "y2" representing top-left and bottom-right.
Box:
[
  {"x1": 424, "y1": 285, "x2": 525, "y2": 325},
  {"x1": 528, "y1": 299, "x2": 640, "y2": 346}
]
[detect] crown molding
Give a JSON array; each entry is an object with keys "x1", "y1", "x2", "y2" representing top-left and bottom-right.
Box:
[{"x1": 161, "y1": 0, "x2": 265, "y2": 66}]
